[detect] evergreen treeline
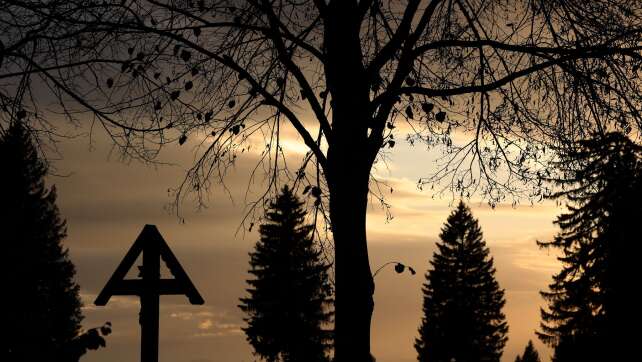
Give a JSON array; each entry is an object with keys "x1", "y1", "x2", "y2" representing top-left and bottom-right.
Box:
[
  {"x1": 239, "y1": 186, "x2": 333, "y2": 362},
  {"x1": 415, "y1": 201, "x2": 508, "y2": 362},
  {"x1": 538, "y1": 132, "x2": 642, "y2": 361}
]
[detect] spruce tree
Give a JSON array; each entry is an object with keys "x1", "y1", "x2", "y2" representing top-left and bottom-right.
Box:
[
  {"x1": 1, "y1": 122, "x2": 83, "y2": 361},
  {"x1": 239, "y1": 186, "x2": 333, "y2": 362},
  {"x1": 415, "y1": 201, "x2": 508, "y2": 362},
  {"x1": 514, "y1": 340, "x2": 541, "y2": 362},
  {"x1": 537, "y1": 132, "x2": 642, "y2": 361}
]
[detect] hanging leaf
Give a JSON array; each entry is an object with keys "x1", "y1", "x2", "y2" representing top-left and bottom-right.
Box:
[
  {"x1": 170, "y1": 90, "x2": 180, "y2": 100},
  {"x1": 185, "y1": 81, "x2": 193, "y2": 91},
  {"x1": 153, "y1": 72, "x2": 161, "y2": 79},
  {"x1": 179, "y1": 133, "x2": 187, "y2": 145},
  {"x1": 387, "y1": 122, "x2": 395, "y2": 129},
  {"x1": 180, "y1": 50, "x2": 191, "y2": 62},
  {"x1": 154, "y1": 101, "x2": 162, "y2": 110},
  {"x1": 136, "y1": 52, "x2": 145, "y2": 61},
  {"x1": 173, "y1": 44, "x2": 180, "y2": 55},
  {"x1": 191, "y1": 67, "x2": 199, "y2": 76},
  {"x1": 388, "y1": 140, "x2": 396, "y2": 148},
  {"x1": 106, "y1": 78, "x2": 114, "y2": 88},
  {"x1": 303, "y1": 185, "x2": 312, "y2": 194},
  {"x1": 405, "y1": 105, "x2": 414, "y2": 119},
  {"x1": 193, "y1": 27, "x2": 201, "y2": 37},
  {"x1": 421, "y1": 102, "x2": 434, "y2": 113},
  {"x1": 435, "y1": 111, "x2": 446, "y2": 122},
  {"x1": 228, "y1": 99, "x2": 236, "y2": 108},
  {"x1": 204, "y1": 110, "x2": 213, "y2": 122},
  {"x1": 127, "y1": 47, "x2": 134, "y2": 55}
]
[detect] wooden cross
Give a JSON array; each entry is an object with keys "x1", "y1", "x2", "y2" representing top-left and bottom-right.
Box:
[{"x1": 94, "y1": 225, "x2": 204, "y2": 362}]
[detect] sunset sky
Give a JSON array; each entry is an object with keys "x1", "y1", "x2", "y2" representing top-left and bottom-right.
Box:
[{"x1": 51, "y1": 123, "x2": 563, "y2": 362}]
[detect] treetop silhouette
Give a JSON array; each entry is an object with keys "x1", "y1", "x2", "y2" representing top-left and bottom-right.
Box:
[
  {"x1": 240, "y1": 186, "x2": 333, "y2": 362},
  {"x1": 1, "y1": 121, "x2": 83, "y2": 361},
  {"x1": 416, "y1": 201, "x2": 507, "y2": 362},
  {"x1": 514, "y1": 340, "x2": 541, "y2": 362},
  {"x1": 538, "y1": 131, "x2": 642, "y2": 361}
]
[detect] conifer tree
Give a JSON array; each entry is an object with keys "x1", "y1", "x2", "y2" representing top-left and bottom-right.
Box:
[
  {"x1": 514, "y1": 340, "x2": 541, "y2": 362},
  {"x1": 1, "y1": 122, "x2": 83, "y2": 361},
  {"x1": 537, "y1": 132, "x2": 642, "y2": 361},
  {"x1": 239, "y1": 186, "x2": 333, "y2": 362},
  {"x1": 415, "y1": 201, "x2": 508, "y2": 362}
]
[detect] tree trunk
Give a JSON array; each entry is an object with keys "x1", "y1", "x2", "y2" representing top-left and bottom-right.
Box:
[
  {"x1": 328, "y1": 143, "x2": 375, "y2": 362},
  {"x1": 322, "y1": 3, "x2": 378, "y2": 360}
]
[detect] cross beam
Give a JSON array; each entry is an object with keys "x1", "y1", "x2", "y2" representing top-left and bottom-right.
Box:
[{"x1": 94, "y1": 225, "x2": 204, "y2": 362}]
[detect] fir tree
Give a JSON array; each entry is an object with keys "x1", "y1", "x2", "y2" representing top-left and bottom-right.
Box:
[
  {"x1": 537, "y1": 132, "x2": 642, "y2": 361},
  {"x1": 239, "y1": 186, "x2": 333, "y2": 362},
  {"x1": 415, "y1": 201, "x2": 508, "y2": 362},
  {"x1": 1, "y1": 122, "x2": 83, "y2": 361},
  {"x1": 514, "y1": 340, "x2": 541, "y2": 362}
]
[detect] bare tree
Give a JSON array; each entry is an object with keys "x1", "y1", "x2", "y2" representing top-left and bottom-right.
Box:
[{"x1": 2, "y1": 1, "x2": 642, "y2": 360}]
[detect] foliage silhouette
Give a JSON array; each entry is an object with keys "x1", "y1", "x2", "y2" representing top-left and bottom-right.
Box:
[
  {"x1": 415, "y1": 201, "x2": 507, "y2": 362},
  {"x1": 514, "y1": 340, "x2": 541, "y2": 362},
  {"x1": 239, "y1": 186, "x2": 333, "y2": 362},
  {"x1": 3, "y1": 2, "x2": 642, "y2": 359},
  {"x1": 62, "y1": 322, "x2": 113, "y2": 362},
  {"x1": 537, "y1": 132, "x2": 642, "y2": 361},
  {"x1": 1, "y1": 122, "x2": 82, "y2": 361}
]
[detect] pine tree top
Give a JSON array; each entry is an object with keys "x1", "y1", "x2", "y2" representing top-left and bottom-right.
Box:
[
  {"x1": 1, "y1": 121, "x2": 49, "y2": 196},
  {"x1": 2, "y1": 121, "x2": 83, "y2": 360},
  {"x1": 515, "y1": 340, "x2": 541, "y2": 362},
  {"x1": 416, "y1": 201, "x2": 507, "y2": 362},
  {"x1": 239, "y1": 185, "x2": 333, "y2": 362}
]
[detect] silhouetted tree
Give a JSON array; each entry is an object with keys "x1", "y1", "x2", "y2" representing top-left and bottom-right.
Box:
[
  {"x1": 0, "y1": 122, "x2": 83, "y2": 361},
  {"x1": 239, "y1": 186, "x2": 333, "y2": 362},
  {"x1": 514, "y1": 340, "x2": 541, "y2": 362},
  {"x1": 4, "y1": 2, "x2": 642, "y2": 359},
  {"x1": 537, "y1": 132, "x2": 642, "y2": 361},
  {"x1": 415, "y1": 201, "x2": 507, "y2": 362}
]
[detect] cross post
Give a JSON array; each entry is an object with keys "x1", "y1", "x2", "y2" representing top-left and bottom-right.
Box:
[{"x1": 94, "y1": 225, "x2": 204, "y2": 362}]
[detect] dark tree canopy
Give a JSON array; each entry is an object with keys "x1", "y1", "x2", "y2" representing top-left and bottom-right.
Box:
[
  {"x1": 3, "y1": 1, "x2": 642, "y2": 359},
  {"x1": 415, "y1": 201, "x2": 507, "y2": 362},
  {"x1": 239, "y1": 186, "x2": 333, "y2": 362},
  {"x1": 2, "y1": 1, "x2": 642, "y2": 206},
  {"x1": 0, "y1": 122, "x2": 83, "y2": 361},
  {"x1": 514, "y1": 340, "x2": 541, "y2": 362},
  {"x1": 537, "y1": 132, "x2": 642, "y2": 361}
]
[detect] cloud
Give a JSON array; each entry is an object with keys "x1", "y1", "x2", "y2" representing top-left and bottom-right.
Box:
[{"x1": 198, "y1": 319, "x2": 213, "y2": 330}]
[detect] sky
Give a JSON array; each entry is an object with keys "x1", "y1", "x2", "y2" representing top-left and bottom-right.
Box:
[{"x1": 48, "y1": 123, "x2": 564, "y2": 362}]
